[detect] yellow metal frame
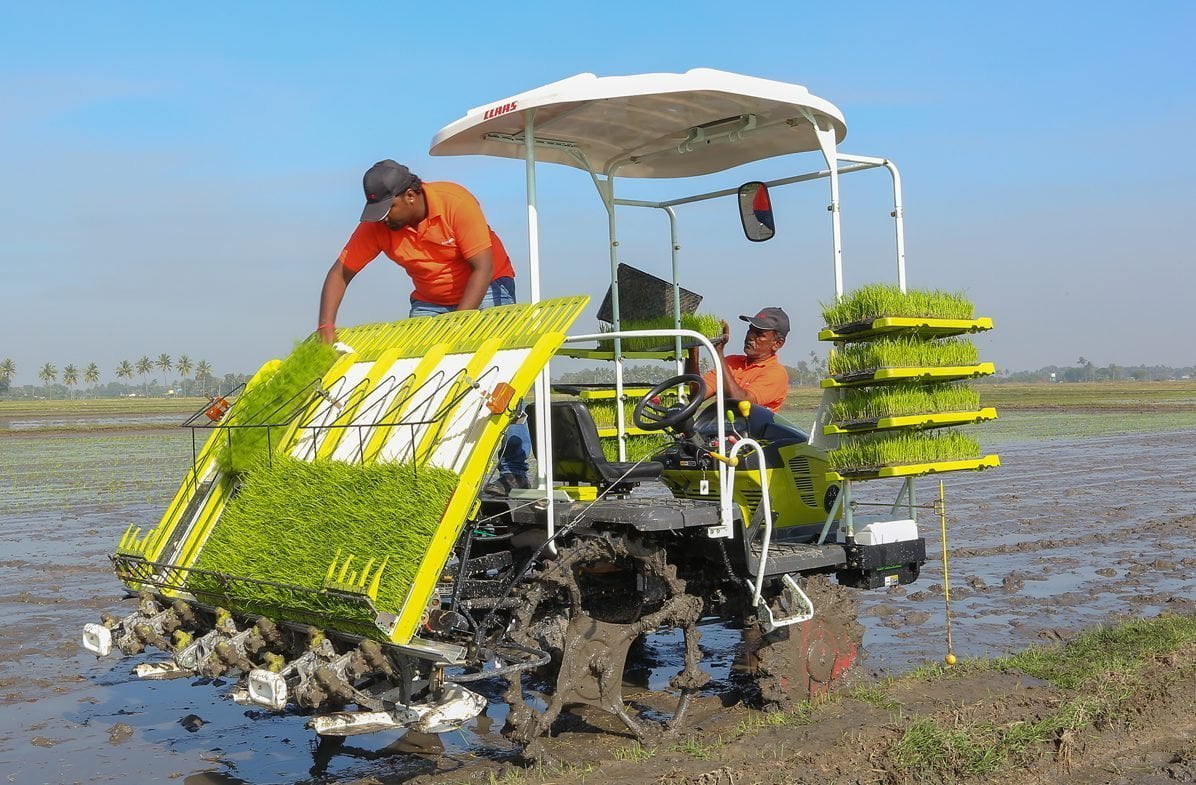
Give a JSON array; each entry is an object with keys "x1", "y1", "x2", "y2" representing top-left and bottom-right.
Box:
[
  {"x1": 573, "y1": 386, "x2": 654, "y2": 400},
  {"x1": 826, "y1": 454, "x2": 1001, "y2": 482},
  {"x1": 818, "y1": 316, "x2": 994, "y2": 342},
  {"x1": 389, "y1": 328, "x2": 573, "y2": 643}
]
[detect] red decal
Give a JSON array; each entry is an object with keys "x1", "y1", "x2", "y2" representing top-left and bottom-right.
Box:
[{"x1": 483, "y1": 101, "x2": 519, "y2": 120}]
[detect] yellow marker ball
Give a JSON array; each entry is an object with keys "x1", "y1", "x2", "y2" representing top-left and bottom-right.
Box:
[
  {"x1": 737, "y1": 400, "x2": 752, "y2": 416},
  {"x1": 944, "y1": 653, "x2": 957, "y2": 666}
]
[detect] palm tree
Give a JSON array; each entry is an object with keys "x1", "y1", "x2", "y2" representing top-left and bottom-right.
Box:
[
  {"x1": 116, "y1": 360, "x2": 134, "y2": 394},
  {"x1": 808, "y1": 350, "x2": 827, "y2": 380},
  {"x1": 39, "y1": 363, "x2": 57, "y2": 398},
  {"x1": 0, "y1": 359, "x2": 14, "y2": 385},
  {"x1": 176, "y1": 355, "x2": 193, "y2": 396},
  {"x1": 84, "y1": 363, "x2": 101, "y2": 396},
  {"x1": 196, "y1": 360, "x2": 213, "y2": 397},
  {"x1": 63, "y1": 364, "x2": 79, "y2": 399},
  {"x1": 136, "y1": 356, "x2": 153, "y2": 397},
  {"x1": 156, "y1": 353, "x2": 173, "y2": 395}
]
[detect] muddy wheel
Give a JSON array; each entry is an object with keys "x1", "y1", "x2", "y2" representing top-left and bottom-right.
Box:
[
  {"x1": 503, "y1": 533, "x2": 707, "y2": 748},
  {"x1": 750, "y1": 575, "x2": 864, "y2": 708}
]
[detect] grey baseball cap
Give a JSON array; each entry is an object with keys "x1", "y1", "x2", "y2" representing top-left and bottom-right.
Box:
[
  {"x1": 739, "y1": 307, "x2": 790, "y2": 336},
  {"x1": 360, "y1": 160, "x2": 419, "y2": 222}
]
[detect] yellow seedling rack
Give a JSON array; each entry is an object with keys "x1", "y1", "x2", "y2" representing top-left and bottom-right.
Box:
[
  {"x1": 111, "y1": 297, "x2": 587, "y2": 646},
  {"x1": 814, "y1": 308, "x2": 1001, "y2": 540}
]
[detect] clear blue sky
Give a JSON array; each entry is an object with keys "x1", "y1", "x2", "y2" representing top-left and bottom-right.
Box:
[{"x1": 2, "y1": 2, "x2": 1193, "y2": 385}]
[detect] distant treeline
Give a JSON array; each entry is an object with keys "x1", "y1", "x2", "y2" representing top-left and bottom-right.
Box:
[
  {"x1": 990, "y1": 362, "x2": 1195, "y2": 383},
  {"x1": 1, "y1": 374, "x2": 253, "y2": 400}
]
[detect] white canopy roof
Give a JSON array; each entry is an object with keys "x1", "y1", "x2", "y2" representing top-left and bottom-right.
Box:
[{"x1": 429, "y1": 69, "x2": 847, "y2": 179}]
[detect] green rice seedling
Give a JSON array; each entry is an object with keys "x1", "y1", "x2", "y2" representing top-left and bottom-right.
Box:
[
  {"x1": 821, "y1": 284, "x2": 975, "y2": 328},
  {"x1": 828, "y1": 383, "x2": 981, "y2": 422},
  {"x1": 585, "y1": 391, "x2": 678, "y2": 429},
  {"x1": 189, "y1": 455, "x2": 458, "y2": 626},
  {"x1": 611, "y1": 742, "x2": 656, "y2": 762},
  {"x1": 597, "y1": 313, "x2": 724, "y2": 353},
  {"x1": 827, "y1": 430, "x2": 980, "y2": 470},
  {"x1": 216, "y1": 340, "x2": 338, "y2": 474},
  {"x1": 828, "y1": 337, "x2": 979, "y2": 377},
  {"x1": 600, "y1": 433, "x2": 672, "y2": 463}
]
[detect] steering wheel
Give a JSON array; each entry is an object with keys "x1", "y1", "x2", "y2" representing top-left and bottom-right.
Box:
[{"x1": 632, "y1": 374, "x2": 707, "y2": 432}]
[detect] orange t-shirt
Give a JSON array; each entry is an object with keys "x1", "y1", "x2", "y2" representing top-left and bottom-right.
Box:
[
  {"x1": 703, "y1": 354, "x2": 789, "y2": 412},
  {"x1": 337, "y1": 181, "x2": 516, "y2": 305}
]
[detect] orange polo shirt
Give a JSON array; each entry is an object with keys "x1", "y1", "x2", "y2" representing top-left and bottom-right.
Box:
[
  {"x1": 337, "y1": 181, "x2": 515, "y2": 306},
  {"x1": 703, "y1": 353, "x2": 789, "y2": 412}
]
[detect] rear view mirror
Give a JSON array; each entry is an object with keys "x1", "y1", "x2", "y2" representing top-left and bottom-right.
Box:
[{"x1": 738, "y1": 181, "x2": 775, "y2": 243}]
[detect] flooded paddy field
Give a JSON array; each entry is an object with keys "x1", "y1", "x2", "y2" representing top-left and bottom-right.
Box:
[{"x1": 0, "y1": 385, "x2": 1194, "y2": 784}]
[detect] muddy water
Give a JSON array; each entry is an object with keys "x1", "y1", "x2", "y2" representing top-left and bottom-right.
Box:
[{"x1": 0, "y1": 417, "x2": 1193, "y2": 784}]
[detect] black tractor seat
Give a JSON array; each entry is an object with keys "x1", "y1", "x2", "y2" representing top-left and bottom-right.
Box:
[{"x1": 526, "y1": 401, "x2": 664, "y2": 488}]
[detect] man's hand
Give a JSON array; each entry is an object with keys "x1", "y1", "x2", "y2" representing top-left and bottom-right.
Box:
[{"x1": 712, "y1": 319, "x2": 730, "y2": 354}]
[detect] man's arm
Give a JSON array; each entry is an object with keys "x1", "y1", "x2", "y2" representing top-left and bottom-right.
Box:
[
  {"x1": 317, "y1": 261, "x2": 358, "y2": 343},
  {"x1": 455, "y1": 248, "x2": 494, "y2": 311},
  {"x1": 712, "y1": 343, "x2": 755, "y2": 403},
  {"x1": 685, "y1": 320, "x2": 742, "y2": 400}
]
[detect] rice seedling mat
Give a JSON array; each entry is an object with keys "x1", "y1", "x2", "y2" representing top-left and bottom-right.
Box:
[
  {"x1": 823, "y1": 407, "x2": 998, "y2": 435},
  {"x1": 822, "y1": 362, "x2": 996, "y2": 387},
  {"x1": 819, "y1": 283, "x2": 976, "y2": 326},
  {"x1": 818, "y1": 316, "x2": 994, "y2": 343}
]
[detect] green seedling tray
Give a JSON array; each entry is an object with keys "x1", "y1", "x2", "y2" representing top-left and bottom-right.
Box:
[
  {"x1": 819, "y1": 316, "x2": 994, "y2": 342},
  {"x1": 826, "y1": 454, "x2": 1001, "y2": 482},
  {"x1": 823, "y1": 407, "x2": 998, "y2": 435},
  {"x1": 822, "y1": 363, "x2": 996, "y2": 388}
]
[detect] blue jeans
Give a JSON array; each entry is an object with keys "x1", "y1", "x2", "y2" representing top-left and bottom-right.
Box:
[
  {"x1": 408, "y1": 277, "x2": 530, "y2": 479},
  {"x1": 408, "y1": 277, "x2": 518, "y2": 318}
]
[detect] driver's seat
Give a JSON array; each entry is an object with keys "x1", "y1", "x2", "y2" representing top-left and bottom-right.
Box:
[{"x1": 526, "y1": 402, "x2": 664, "y2": 488}]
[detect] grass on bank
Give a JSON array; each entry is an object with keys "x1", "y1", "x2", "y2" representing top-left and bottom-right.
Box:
[
  {"x1": 828, "y1": 336, "x2": 980, "y2": 377},
  {"x1": 828, "y1": 383, "x2": 982, "y2": 422},
  {"x1": 720, "y1": 614, "x2": 1196, "y2": 784},
  {"x1": 189, "y1": 455, "x2": 458, "y2": 624},
  {"x1": 827, "y1": 429, "x2": 981, "y2": 470},
  {"x1": 597, "y1": 313, "x2": 724, "y2": 353},
  {"x1": 215, "y1": 339, "x2": 338, "y2": 474},
  {"x1": 889, "y1": 614, "x2": 1196, "y2": 779},
  {"x1": 821, "y1": 283, "x2": 975, "y2": 328}
]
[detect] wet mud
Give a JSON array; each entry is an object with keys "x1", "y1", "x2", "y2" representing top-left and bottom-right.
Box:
[{"x1": 1, "y1": 415, "x2": 1194, "y2": 784}]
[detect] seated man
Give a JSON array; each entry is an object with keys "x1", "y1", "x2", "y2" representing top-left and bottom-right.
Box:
[{"x1": 685, "y1": 307, "x2": 791, "y2": 413}]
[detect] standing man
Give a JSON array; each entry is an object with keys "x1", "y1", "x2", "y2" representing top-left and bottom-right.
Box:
[
  {"x1": 685, "y1": 307, "x2": 791, "y2": 413},
  {"x1": 317, "y1": 160, "x2": 530, "y2": 493}
]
